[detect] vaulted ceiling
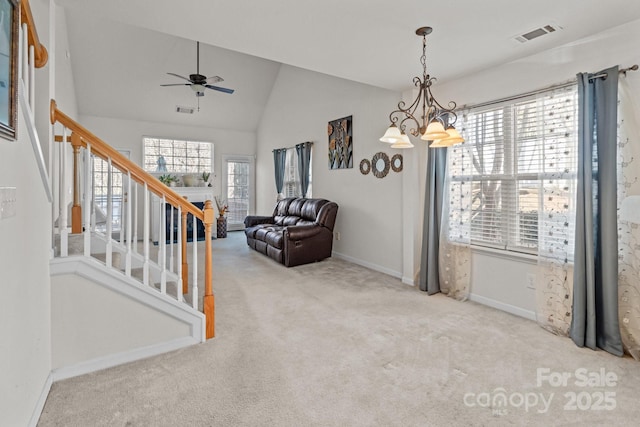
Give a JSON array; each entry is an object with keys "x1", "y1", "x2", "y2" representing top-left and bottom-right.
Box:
[{"x1": 57, "y1": 0, "x2": 640, "y2": 132}]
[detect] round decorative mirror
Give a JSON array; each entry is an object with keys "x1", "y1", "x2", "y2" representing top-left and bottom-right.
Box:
[
  {"x1": 371, "y1": 152, "x2": 390, "y2": 178},
  {"x1": 391, "y1": 154, "x2": 403, "y2": 173},
  {"x1": 359, "y1": 158, "x2": 371, "y2": 175}
]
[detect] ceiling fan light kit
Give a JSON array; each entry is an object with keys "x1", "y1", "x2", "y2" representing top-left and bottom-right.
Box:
[
  {"x1": 161, "y1": 41, "x2": 235, "y2": 111},
  {"x1": 380, "y1": 26, "x2": 464, "y2": 149}
]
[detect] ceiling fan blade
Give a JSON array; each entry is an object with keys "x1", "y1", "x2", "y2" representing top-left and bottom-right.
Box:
[
  {"x1": 167, "y1": 72, "x2": 193, "y2": 83},
  {"x1": 206, "y1": 75, "x2": 224, "y2": 84},
  {"x1": 160, "y1": 83, "x2": 191, "y2": 87},
  {"x1": 205, "y1": 84, "x2": 235, "y2": 94}
]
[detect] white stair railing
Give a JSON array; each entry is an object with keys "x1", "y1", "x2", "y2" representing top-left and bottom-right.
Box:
[{"x1": 49, "y1": 104, "x2": 217, "y2": 338}]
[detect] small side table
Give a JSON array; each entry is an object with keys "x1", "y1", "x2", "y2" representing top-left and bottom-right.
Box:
[{"x1": 216, "y1": 216, "x2": 227, "y2": 238}]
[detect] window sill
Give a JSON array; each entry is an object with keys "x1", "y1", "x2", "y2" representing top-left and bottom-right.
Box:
[{"x1": 470, "y1": 244, "x2": 538, "y2": 264}]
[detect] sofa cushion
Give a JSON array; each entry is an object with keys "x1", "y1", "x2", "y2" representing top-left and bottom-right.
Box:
[
  {"x1": 301, "y1": 199, "x2": 328, "y2": 221},
  {"x1": 264, "y1": 230, "x2": 283, "y2": 249},
  {"x1": 288, "y1": 198, "x2": 306, "y2": 217}
]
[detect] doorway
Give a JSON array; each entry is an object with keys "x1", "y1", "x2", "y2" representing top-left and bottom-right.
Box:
[{"x1": 222, "y1": 155, "x2": 255, "y2": 231}]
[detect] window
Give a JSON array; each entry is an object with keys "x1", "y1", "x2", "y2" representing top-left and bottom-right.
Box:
[
  {"x1": 448, "y1": 85, "x2": 578, "y2": 254},
  {"x1": 283, "y1": 148, "x2": 313, "y2": 198},
  {"x1": 143, "y1": 136, "x2": 213, "y2": 174},
  {"x1": 283, "y1": 148, "x2": 300, "y2": 198}
]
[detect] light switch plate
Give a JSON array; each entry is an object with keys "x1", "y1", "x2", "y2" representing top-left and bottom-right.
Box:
[{"x1": 0, "y1": 187, "x2": 17, "y2": 219}]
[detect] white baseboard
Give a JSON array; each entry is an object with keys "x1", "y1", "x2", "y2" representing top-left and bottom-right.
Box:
[
  {"x1": 52, "y1": 336, "x2": 199, "y2": 381},
  {"x1": 469, "y1": 293, "x2": 536, "y2": 321},
  {"x1": 402, "y1": 276, "x2": 416, "y2": 286},
  {"x1": 331, "y1": 251, "x2": 402, "y2": 279},
  {"x1": 29, "y1": 372, "x2": 53, "y2": 427}
]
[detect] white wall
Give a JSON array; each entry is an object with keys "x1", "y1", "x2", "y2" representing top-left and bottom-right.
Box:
[
  {"x1": 0, "y1": 1, "x2": 81, "y2": 423},
  {"x1": 416, "y1": 18, "x2": 640, "y2": 316},
  {"x1": 256, "y1": 65, "x2": 406, "y2": 276},
  {"x1": 0, "y1": 113, "x2": 53, "y2": 427},
  {"x1": 51, "y1": 272, "x2": 194, "y2": 370}
]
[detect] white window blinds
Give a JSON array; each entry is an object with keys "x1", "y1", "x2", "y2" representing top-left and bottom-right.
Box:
[
  {"x1": 283, "y1": 148, "x2": 301, "y2": 198},
  {"x1": 449, "y1": 85, "x2": 578, "y2": 254}
]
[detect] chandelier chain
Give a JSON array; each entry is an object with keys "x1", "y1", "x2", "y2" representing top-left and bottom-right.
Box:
[{"x1": 420, "y1": 35, "x2": 427, "y2": 77}]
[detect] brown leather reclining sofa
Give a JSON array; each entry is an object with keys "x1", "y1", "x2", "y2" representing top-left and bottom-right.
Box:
[{"x1": 243, "y1": 198, "x2": 339, "y2": 267}]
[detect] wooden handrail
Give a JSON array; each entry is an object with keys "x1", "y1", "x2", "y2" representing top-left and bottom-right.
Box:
[
  {"x1": 20, "y1": 0, "x2": 48, "y2": 68},
  {"x1": 50, "y1": 100, "x2": 204, "y2": 220}
]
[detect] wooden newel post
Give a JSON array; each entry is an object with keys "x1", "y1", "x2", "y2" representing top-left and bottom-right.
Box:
[
  {"x1": 203, "y1": 200, "x2": 215, "y2": 338},
  {"x1": 181, "y1": 209, "x2": 189, "y2": 294},
  {"x1": 71, "y1": 132, "x2": 83, "y2": 234}
]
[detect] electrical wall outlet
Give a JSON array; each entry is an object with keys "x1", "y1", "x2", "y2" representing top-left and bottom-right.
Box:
[
  {"x1": 334, "y1": 231, "x2": 341, "y2": 241},
  {"x1": 526, "y1": 273, "x2": 536, "y2": 290},
  {"x1": 0, "y1": 187, "x2": 17, "y2": 220}
]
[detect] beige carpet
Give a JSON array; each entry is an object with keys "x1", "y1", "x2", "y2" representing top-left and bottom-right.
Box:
[{"x1": 39, "y1": 232, "x2": 640, "y2": 426}]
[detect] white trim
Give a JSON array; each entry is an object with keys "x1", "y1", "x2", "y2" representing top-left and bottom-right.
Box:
[
  {"x1": 402, "y1": 276, "x2": 416, "y2": 286},
  {"x1": 471, "y1": 244, "x2": 538, "y2": 263},
  {"x1": 469, "y1": 293, "x2": 536, "y2": 321},
  {"x1": 51, "y1": 337, "x2": 199, "y2": 381},
  {"x1": 28, "y1": 372, "x2": 53, "y2": 427},
  {"x1": 331, "y1": 251, "x2": 402, "y2": 280},
  {"x1": 50, "y1": 256, "x2": 205, "y2": 342}
]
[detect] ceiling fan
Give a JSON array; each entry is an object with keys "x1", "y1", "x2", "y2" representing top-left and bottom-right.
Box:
[{"x1": 161, "y1": 41, "x2": 235, "y2": 102}]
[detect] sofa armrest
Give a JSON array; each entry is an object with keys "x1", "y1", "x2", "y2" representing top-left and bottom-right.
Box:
[
  {"x1": 244, "y1": 215, "x2": 274, "y2": 228},
  {"x1": 284, "y1": 224, "x2": 324, "y2": 240}
]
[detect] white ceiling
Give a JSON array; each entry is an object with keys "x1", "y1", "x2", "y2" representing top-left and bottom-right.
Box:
[{"x1": 57, "y1": 0, "x2": 640, "y2": 132}]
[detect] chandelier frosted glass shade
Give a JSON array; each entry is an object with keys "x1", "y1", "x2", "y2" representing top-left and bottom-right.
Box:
[
  {"x1": 391, "y1": 132, "x2": 414, "y2": 148},
  {"x1": 379, "y1": 123, "x2": 402, "y2": 143},
  {"x1": 421, "y1": 121, "x2": 449, "y2": 140},
  {"x1": 429, "y1": 126, "x2": 464, "y2": 147}
]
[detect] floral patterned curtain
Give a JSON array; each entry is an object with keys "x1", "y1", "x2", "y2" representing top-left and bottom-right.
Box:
[
  {"x1": 617, "y1": 78, "x2": 640, "y2": 360},
  {"x1": 535, "y1": 86, "x2": 579, "y2": 336},
  {"x1": 439, "y1": 137, "x2": 472, "y2": 300}
]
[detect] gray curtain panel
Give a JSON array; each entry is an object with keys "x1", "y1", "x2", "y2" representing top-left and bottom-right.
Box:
[
  {"x1": 570, "y1": 66, "x2": 624, "y2": 356},
  {"x1": 419, "y1": 147, "x2": 447, "y2": 294},
  {"x1": 273, "y1": 148, "x2": 287, "y2": 195},
  {"x1": 296, "y1": 141, "x2": 313, "y2": 198}
]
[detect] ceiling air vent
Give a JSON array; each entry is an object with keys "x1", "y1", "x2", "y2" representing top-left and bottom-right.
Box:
[
  {"x1": 176, "y1": 105, "x2": 195, "y2": 114},
  {"x1": 514, "y1": 24, "x2": 561, "y2": 43}
]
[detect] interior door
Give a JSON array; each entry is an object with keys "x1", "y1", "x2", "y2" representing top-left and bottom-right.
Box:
[{"x1": 222, "y1": 155, "x2": 254, "y2": 231}]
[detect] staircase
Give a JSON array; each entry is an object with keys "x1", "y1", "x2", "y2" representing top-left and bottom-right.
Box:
[
  {"x1": 19, "y1": 0, "x2": 215, "y2": 378},
  {"x1": 46, "y1": 102, "x2": 218, "y2": 377}
]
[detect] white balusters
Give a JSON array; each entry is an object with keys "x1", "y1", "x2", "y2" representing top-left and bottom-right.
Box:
[
  {"x1": 83, "y1": 144, "x2": 92, "y2": 257},
  {"x1": 105, "y1": 158, "x2": 113, "y2": 268},
  {"x1": 169, "y1": 204, "x2": 174, "y2": 273},
  {"x1": 125, "y1": 171, "x2": 132, "y2": 277},
  {"x1": 176, "y1": 206, "x2": 183, "y2": 302},
  {"x1": 132, "y1": 184, "x2": 138, "y2": 254},
  {"x1": 143, "y1": 183, "x2": 150, "y2": 286},
  {"x1": 160, "y1": 195, "x2": 167, "y2": 294},
  {"x1": 59, "y1": 127, "x2": 68, "y2": 257},
  {"x1": 192, "y1": 214, "x2": 199, "y2": 309}
]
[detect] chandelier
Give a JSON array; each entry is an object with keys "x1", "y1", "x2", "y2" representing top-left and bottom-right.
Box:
[{"x1": 380, "y1": 27, "x2": 464, "y2": 149}]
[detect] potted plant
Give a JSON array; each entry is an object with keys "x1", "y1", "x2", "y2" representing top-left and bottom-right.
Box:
[
  {"x1": 159, "y1": 174, "x2": 178, "y2": 187},
  {"x1": 201, "y1": 171, "x2": 211, "y2": 187}
]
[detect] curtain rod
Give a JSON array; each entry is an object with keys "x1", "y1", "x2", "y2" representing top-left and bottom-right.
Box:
[
  {"x1": 459, "y1": 64, "x2": 638, "y2": 112},
  {"x1": 272, "y1": 141, "x2": 314, "y2": 152}
]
